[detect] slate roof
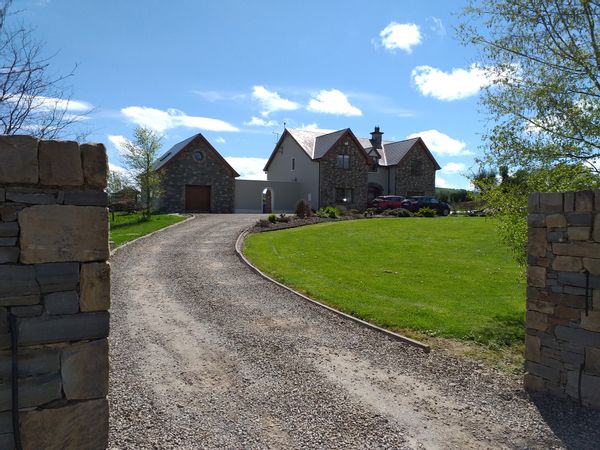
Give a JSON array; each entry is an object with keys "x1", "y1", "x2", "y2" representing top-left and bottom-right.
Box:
[
  {"x1": 282, "y1": 128, "x2": 439, "y2": 169},
  {"x1": 153, "y1": 133, "x2": 240, "y2": 177}
]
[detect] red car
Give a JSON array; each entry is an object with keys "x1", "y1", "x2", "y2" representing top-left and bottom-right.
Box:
[{"x1": 371, "y1": 195, "x2": 405, "y2": 210}]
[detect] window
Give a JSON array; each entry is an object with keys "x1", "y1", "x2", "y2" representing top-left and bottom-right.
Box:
[
  {"x1": 193, "y1": 151, "x2": 204, "y2": 162},
  {"x1": 410, "y1": 159, "x2": 423, "y2": 176},
  {"x1": 337, "y1": 154, "x2": 350, "y2": 169},
  {"x1": 368, "y1": 156, "x2": 378, "y2": 172},
  {"x1": 291, "y1": 157, "x2": 295, "y2": 171},
  {"x1": 335, "y1": 188, "x2": 353, "y2": 204}
]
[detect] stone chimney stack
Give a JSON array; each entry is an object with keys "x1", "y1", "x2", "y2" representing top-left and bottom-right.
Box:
[{"x1": 370, "y1": 126, "x2": 383, "y2": 149}]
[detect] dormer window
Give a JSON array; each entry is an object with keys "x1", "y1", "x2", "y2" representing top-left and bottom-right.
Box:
[{"x1": 369, "y1": 156, "x2": 379, "y2": 172}]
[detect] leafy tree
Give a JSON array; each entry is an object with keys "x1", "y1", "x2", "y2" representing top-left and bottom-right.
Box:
[
  {"x1": 106, "y1": 170, "x2": 129, "y2": 194},
  {"x1": 0, "y1": 1, "x2": 90, "y2": 138},
  {"x1": 121, "y1": 127, "x2": 164, "y2": 219},
  {"x1": 460, "y1": 0, "x2": 600, "y2": 263}
]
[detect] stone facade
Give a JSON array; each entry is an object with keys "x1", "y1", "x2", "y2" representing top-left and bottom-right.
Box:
[
  {"x1": 157, "y1": 135, "x2": 237, "y2": 213},
  {"x1": 0, "y1": 135, "x2": 110, "y2": 449},
  {"x1": 318, "y1": 135, "x2": 369, "y2": 210},
  {"x1": 525, "y1": 189, "x2": 600, "y2": 408},
  {"x1": 394, "y1": 142, "x2": 436, "y2": 196}
]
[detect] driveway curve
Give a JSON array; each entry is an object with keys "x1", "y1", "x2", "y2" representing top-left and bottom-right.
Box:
[{"x1": 109, "y1": 214, "x2": 599, "y2": 449}]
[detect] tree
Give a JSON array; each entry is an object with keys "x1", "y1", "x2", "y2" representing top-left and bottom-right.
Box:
[
  {"x1": 121, "y1": 127, "x2": 163, "y2": 218},
  {"x1": 0, "y1": 0, "x2": 89, "y2": 139},
  {"x1": 460, "y1": 0, "x2": 600, "y2": 263}
]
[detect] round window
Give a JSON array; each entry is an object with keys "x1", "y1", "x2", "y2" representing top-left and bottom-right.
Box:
[{"x1": 193, "y1": 150, "x2": 204, "y2": 161}]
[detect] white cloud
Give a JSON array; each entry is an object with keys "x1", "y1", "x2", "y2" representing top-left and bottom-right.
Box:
[
  {"x1": 411, "y1": 64, "x2": 495, "y2": 101},
  {"x1": 408, "y1": 129, "x2": 473, "y2": 156},
  {"x1": 215, "y1": 137, "x2": 226, "y2": 144},
  {"x1": 441, "y1": 162, "x2": 466, "y2": 174},
  {"x1": 307, "y1": 89, "x2": 362, "y2": 116},
  {"x1": 121, "y1": 106, "x2": 239, "y2": 133},
  {"x1": 435, "y1": 175, "x2": 455, "y2": 189},
  {"x1": 108, "y1": 135, "x2": 128, "y2": 153},
  {"x1": 299, "y1": 123, "x2": 337, "y2": 133},
  {"x1": 244, "y1": 116, "x2": 278, "y2": 127},
  {"x1": 108, "y1": 162, "x2": 128, "y2": 175},
  {"x1": 224, "y1": 157, "x2": 268, "y2": 180},
  {"x1": 193, "y1": 90, "x2": 246, "y2": 102},
  {"x1": 429, "y1": 17, "x2": 445, "y2": 36},
  {"x1": 378, "y1": 22, "x2": 422, "y2": 53},
  {"x1": 252, "y1": 86, "x2": 300, "y2": 117}
]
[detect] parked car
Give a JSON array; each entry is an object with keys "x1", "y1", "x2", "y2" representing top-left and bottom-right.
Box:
[
  {"x1": 371, "y1": 195, "x2": 405, "y2": 210},
  {"x1": 400, "y1": 196, "x2": 451, "y2": 216}
]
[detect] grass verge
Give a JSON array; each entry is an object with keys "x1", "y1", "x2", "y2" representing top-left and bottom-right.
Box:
[
  {"x1": 109, "y1": 212, "x2": 187, "y2": 247},
  {"x1": 243, "y1": 217, "x2": 526, "y2": 372}
]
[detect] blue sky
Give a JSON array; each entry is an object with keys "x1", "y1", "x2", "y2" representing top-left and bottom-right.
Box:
[{"x1": 15, "y1": 0, "x2": 492, "y2": 189}]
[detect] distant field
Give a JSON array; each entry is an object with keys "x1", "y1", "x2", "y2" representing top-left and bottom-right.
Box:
[
  {"x1": 109, "y1": 212, "x2": 186, "y2": 246},
  {"x1": 243, "y1": 217, "x2": 525, "y2": 349}
]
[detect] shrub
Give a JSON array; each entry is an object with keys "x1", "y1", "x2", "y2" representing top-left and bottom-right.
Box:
[
  {"x1": 316, "y1": 206, "x2": 338, "y2": 218},
  {"x1": 295, "y1": 199, "x2": 312, "y2": 218},
  {"x1": 414, "y1": 207, "x2": 437, "y2": 217},
  {"x1": 382, "y1": 208, "x2": 412, "y2": 217},
  {"x1": 277, "y1": 213, "x2": 290, "y2": 223},
  {"x1": 257, "y1": 219, "x2": 270, "y2": 228},
  {"x1": 267, "y1": 213, "x2": 277, "y2": 223}
]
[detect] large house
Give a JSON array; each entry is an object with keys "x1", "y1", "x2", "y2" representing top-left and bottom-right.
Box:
[{"x1": 263, "y1": 126, "x2": 440, "y2": 211}]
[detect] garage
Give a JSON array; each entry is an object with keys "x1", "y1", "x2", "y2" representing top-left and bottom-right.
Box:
[{"x1": 185, "y1": 185, "x2": 211, "y2": 212}]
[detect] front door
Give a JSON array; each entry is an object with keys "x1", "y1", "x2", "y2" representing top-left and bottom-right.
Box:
[{"x1": 185, "y1": 185, "x2": 211, "y2": 212}]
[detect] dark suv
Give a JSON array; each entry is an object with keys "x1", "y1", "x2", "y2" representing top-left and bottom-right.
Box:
[
  {"x1": 400, "y1": 196, "x2": 451, "y2": 216},
  {"x1": 371, "y1": 195, "x2": 405, "y2": 210}
]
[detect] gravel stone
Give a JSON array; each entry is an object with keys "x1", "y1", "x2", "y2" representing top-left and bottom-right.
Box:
[{"x1": 108, "y1": 214, "x2": 600, "y2": 449}]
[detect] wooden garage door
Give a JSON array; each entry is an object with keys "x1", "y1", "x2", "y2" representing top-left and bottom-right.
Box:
[{"x1": 185, "y1": 185, "x2": 211, "y2": 212}]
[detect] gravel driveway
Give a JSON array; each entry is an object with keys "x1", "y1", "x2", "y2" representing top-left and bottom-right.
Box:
[{"x1": 109, "y1": 214, "x2": 600, "y2": 449}]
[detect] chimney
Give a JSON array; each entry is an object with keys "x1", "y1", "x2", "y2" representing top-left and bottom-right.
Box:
[{"x1": 370, "y1": 126, "x2": 383, "y2": 149}]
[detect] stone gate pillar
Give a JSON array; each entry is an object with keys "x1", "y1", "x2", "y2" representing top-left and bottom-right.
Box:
[
  {"x1": 525, "y1": 190, "x2": 600, "y2": 408},
  {"x1": 0, "y1": 135, "x2": 110, "y2": 449}
]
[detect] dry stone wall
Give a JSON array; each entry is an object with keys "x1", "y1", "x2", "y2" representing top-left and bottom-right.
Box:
[
  {"x1": 525, "y1": 190, "x2": 600, "y2": 408},
  {"x1": 0, "y1": 135, "x2": 109, "y2": 449}
]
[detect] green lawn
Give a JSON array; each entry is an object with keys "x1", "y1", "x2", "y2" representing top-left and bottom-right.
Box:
[
  {"x1": 244, "y1": 217, "x2": 525, "y2": 348},
  {"x1": 109, "y1": 212, "x2": 187, "y2": 247}
]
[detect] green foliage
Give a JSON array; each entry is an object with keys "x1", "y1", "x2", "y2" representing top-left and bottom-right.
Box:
[
  {"x1": 121, "y1": 126, "x2": 164, "y2": 219},
  {"x1": 414, "y1": 207, "x2": 437, "y2": 217},
  {"x1": 316, "y1": 206, "x2": 338, "y2": 218},
  {"x1": 382, "y1": 208, "x2": 412, "y2": 217},
  {"x1": 295, "y1": 199, "x2": 311, "y2": 218},
  {"x1": 109, "y1": 212, "x2": 185, "y2": 246},
  {"x1": 436, "y1": 188, "x2": 473, "y2": 204},
  {"x1": 244, "y1": 217, "x2": 525, "y2": 348},
  {"x1": 277, "y1": 213, "x2": 290, "y2": 223},
  {"x1": 267, "y1": 213, "x2": 277, "y2": 223}
]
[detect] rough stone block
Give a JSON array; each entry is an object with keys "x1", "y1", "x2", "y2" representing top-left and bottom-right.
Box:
[
  {"x1": 524, "y1": 373, "x2": 545, "y2": 391},
  {"x1": 0, "y1": 237, "x2": 17, "y2": 247},
  {"x1": 5, "y1": 190, "x2": 57, "y2": 205},
  {"x1": 553, "y1": 242, "x2": 600, "y2": 258},
  {"x1": 547, "y1": 292, "x2": 586, "y2": 309},
  {"x1": 0, "y1": 135, "x2": 38, "y2": 184},
  {"x1": 44, "y1": 291, "x2": 79, "y2": 315},
  {"x1": 568, "y1": 227, "x2": 591, "y2": 241},
  {"x1": 594, "y1": 290, "x2": 600, "y2": 310},
  {"x1": 583, "y1": 258, "x2": 600, "y2": 276},
  {"x1": 548, "y1": 231, "x2": 567, "y2": 243},
  {"x1": 0, "y1": 308, "x2": 6, "y2": 334},
  {"x1": 61, "y1": 339, "x2": 108, "y2": 400},
  {"x1": 62, "y1": 190, "x2": 108, "y2": 206},
  {"x1": 546, "y1": 214, "x2": 567, "y2": 228},
  {"x1": 0, "y1": 295, "x2": 39, "y2": 307},
  {"x1": 566, "y1": 212, "x2": 593, "y2": 226},
  {"x1": 0, "y1": 346, "x2": 59, "y2": 380},
  {"x1": 0, "y1": 222, "x2": 18, "y2": 237},
  {"x1": 17, "y1": 312, "x2": 109, "y2": 346},
  {"x1": 34, "y1": 262, "x2": 79, "y2": 294},
  {"x1": 525, "y1": 361, "x2": 560, "y2": 383},
  {"x1": 38, "y1": 140, "x2": 83, "y2": 186},
  {"x1": 80, "y1": 143, "x2": 108, "y2": 189},
  {"x1": 552, "y1": 256, "x2": 583, "y2": 272},
  {"x1": 564, "y1": 191, "x2": 576, "y2": 212},
  {"x1": 528, "y1": 192, "x2": 540, "y2": 213},
  {"x1": 554, "y1": 305, "x2": 581, "y2": 321},
  {"x1": 528, "y1": 228, "x2": 547, "y2": 257},
  {"x1": 525, "y1": 335, "x2": 541, "y2": 362},
  {"x1": 581, "y1": 311, "x2": 600, "y2": 332},
  {"x1": 596, "y1": 189, "x2": 600, "y2": 210},
  {"x1": 0, "y1": 373, "x2": 61, "y2": 412},
  {"x1": 0, "y1": 411, "x2": 11, "y2": 433},
  {"x1": 0, "y1": 433, "x2": 13, "y2": 450},
  {"x1": 539, "y1": 192, "x2": 563, "y2": 213},
  {"x1": 20, "y1": 398, "x2": 108, "y2": 450},
  {"x1": 80, "y1": 262, "x2": 110, "y2": 312},
  {"x1": 0, "y1": 204, "x2": 24, "y2": 222},
  {"x1": 558, "y1": 272, "x2": 600, "y2": 289},
  {"x1": 526, "y1": 310, "x2": 548, "y2": 331},
  {"x1": 0, "y1": 247, "x2": 19, "y2": 264},
  {"x1": 0, "y1": 188, "x2": 3, "y2": 202},
  {"x1": 528, "y1": 214, "x2": 546, "y2": 227},
  {"x1": 594, "y1": 214, "x2": 600, "y2": 242},
  {"x1": 0, "y1": 265, "x2": 39, "y2": 299},
  {"x1": 582, "y1": 373, "x2": 600, "y2": 408},
  {"x1": 528, "y1": 266, "x2": 546, "y2": 288},
  {"x1": 564, "y1": 285, "x2": 586, "y2": 296},
  {"x1": 586, "y1": 347, "x2": 600, "y2": 376},
  {"x1": 527, "y1": 299, "x2": 554, "y2": 314},
  {"x1": 561, "y1": 349, "x2": 584, "y2": 367},
  {"x1": 11, "y1": 305, "x2": 43, "y2": 317},
  {"x1": 575, "y1": 190, "x2": 594, "y2": 211},
  {"x1": 555, "y1": 325, "x2": 600, "y2": 347},
  {"x1": 19, "y1": 205, "x2": 108, "y2": 264}
]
